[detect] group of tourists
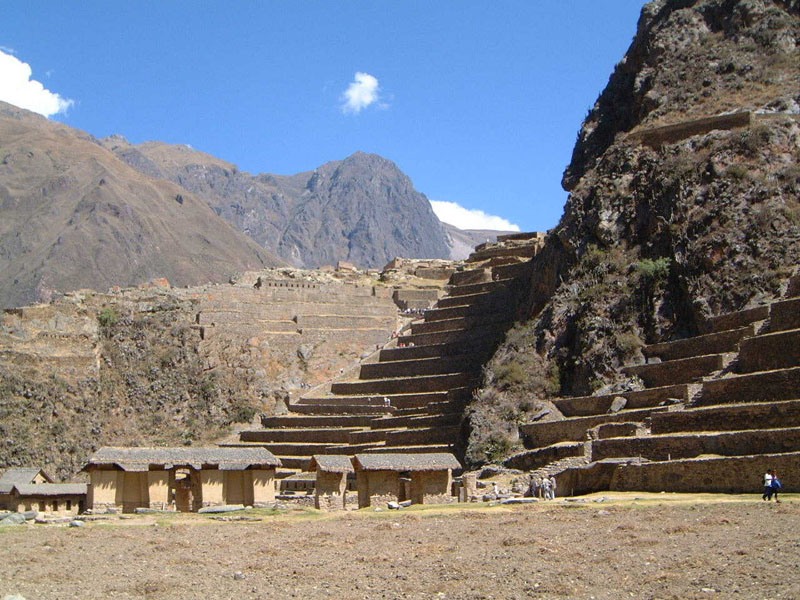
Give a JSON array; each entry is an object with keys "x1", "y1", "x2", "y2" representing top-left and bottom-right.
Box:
[
  {"x1": 762, "y1": 469, "x2": 782, "y2": 502},
  {"x1": 528, "y1": 475, "x2": 558, "y2": 500}
]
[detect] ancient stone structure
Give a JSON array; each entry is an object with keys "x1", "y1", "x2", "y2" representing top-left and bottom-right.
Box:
[
  {"x1": 308, "y1": 455, "x2": 354, "y2": 511},
  {"x1": 226, "y1": 234, "x2": 545, "y2": 486},
  {"x1": 352, "y1": 453, "x2": 461, "y2": 508},
  {"x1": 511, "y1": 271, "x2": 800, "y2": 496},
  {"x1": 0, "y1": 468, "x2": 86, "y2": 514},
  {"x1": 83, "y1": 447, "x2": 281, "y2": 513}
]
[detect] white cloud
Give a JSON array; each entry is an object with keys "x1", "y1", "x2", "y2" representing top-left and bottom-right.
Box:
[
  {"x1": 430, "y1": 200, "x2": 521, "y2": 232},
  {"x1": 341, "y1": 72, "x2": 382, "y2": 114},
  {"x1": 0, "y1": 50, "x2": 73, "y2": 118}
]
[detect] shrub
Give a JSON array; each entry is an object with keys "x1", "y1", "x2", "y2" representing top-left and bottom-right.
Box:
[
  {"x1": 634, "y1": 257, "x2": 671, "y2": 283},
  {"x1": 97, "y1": 307, "x2": 119, "y2": 328}
]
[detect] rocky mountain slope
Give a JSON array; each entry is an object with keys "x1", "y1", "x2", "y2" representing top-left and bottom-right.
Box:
[
  {"x1": 466, "y1": 0, "x2": 800, "y2": 464},
  {"x1": 0, "y1": 102, "x2": 283, "y2": 309},
  {"x1": 101, "y1": 139, "x2": 453, "y2": 269}
]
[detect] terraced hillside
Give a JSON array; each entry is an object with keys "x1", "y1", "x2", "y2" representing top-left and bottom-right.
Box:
[
  {"x1": 224, "y1": 233, "x2": 545, "y2": 478},
  {"x1": 509, "y1": 271, "x2": 800, "y2": 495}
]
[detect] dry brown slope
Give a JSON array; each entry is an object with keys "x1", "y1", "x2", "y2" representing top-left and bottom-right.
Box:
[{"x1": 0, "y1": 102, "x2": 284, "y2": 308}]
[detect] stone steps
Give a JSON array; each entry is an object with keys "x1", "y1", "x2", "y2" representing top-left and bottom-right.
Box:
[
  {"x1": 448, "y1": 268, "x2": 491, "y2": 287},
  {"x1": 361, "y1": 444, "x2": 456, "y2": 454},
  {"x1": 423, "y1": 298, "x2": 511, "y2": 322},
  {"x1": 642, "y1": 325, "x2": 754, "y2": 362},
  {"x1": 622, "y1": 353, "x2": 730, "y2": 388},
  {"x1": 650, "y1": 399, "x2": 800, "y2": 434},
  {"x1": 446, "y1": 278, "x2": 514, "y2": 298},
  {"x1": 704, "y1": 305, "x2": 769, "y2": 334},
  {"x1": 410, "y1": 312, "x2": 510, "y2": 335},
  {"x1": 737, "y1": 328, "x2": 800, "y2": 373},
  {"x1": 369, "y1": 412, "x2": 463, "y2": 430},
  {"x1": 766, "y1": 297, "x2": 800, "y2": 332},
  {"x1": 379, "y1": 339, "x2": 494, "y2": 362},
  {"x1": 392, "y1": 395, "x2": 470, "y2": 417},
  {"x1": 467, "y1": 243, "x2": 539, "y2": 262},
  {"x1": 358, "y1": 354, "x2": 485, "y2": 379},
  {"x1": 436, "y1": 290, "x2": 502, "y2": 309},
  {"x1": 552, "y1": 384, "x2": 690, "y2": 417},
  {"x1": 298, "y1": 390, "x2": 453, "y2": 409},
  {"x1": 227, "y1": 441, "x2": 342, "y2": 456},
  {"x1": 519, "y1": 407, "x2": 669, "y2": 450},
  {"x1": 693, "y1": 366, "x2": 800, "y2": 407},
  {"x1": 397, "y1": 323, "x2": 506, "y2": 347},
  {"x1": 287, "y1": 403, "x2": 394, "y2": 416},
  {"x1": 348, "y1": 428, "x2": 404, "y2": 444},
  {"x1": 260, "y1": 414, "x2": 376, "y2": 428},
  {"x1": 239, "y1": 427, "x2": 365, "y2": 444},
  {"x1": 382, "y1": 425, "x2": 461, "y2": 446},
  {"x1": 330, "y1": 372, "x2": 478, "y2": 396},
  {"x1": 591, "y1": 426, "x2": 800, "y2": 462}
]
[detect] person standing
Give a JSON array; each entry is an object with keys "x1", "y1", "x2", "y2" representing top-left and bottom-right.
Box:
[
  {"x1": 542, "y1": 477, "x2": 552, "y2": 500},
  {"x1": 549, "y1": 475, "x2": 557, "y2": 500},
  {"x1": 762, "y1": 470, "x2": 774, "y2": 501},
  {"x1": 771, "y1": 472, "x2": 782, "y2": 503}
]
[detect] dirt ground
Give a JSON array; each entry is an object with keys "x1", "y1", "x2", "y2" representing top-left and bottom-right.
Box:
[{"x1": 1, "y1": 493, "x2": 798, "y2": 600}]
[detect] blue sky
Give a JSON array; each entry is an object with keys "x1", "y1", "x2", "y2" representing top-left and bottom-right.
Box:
[{"x1": 1, "y1": 1, "x2": 647, "y2": 233}]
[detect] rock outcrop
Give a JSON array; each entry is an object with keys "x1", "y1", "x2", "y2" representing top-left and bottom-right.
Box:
[{"x1": 466, "y1": 0, "x2": 800, "y2": 464}]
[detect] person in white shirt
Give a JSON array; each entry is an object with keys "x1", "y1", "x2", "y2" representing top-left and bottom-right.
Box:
[{"x1": 762, "y1": 470, "x2": 774, "y2": 501}]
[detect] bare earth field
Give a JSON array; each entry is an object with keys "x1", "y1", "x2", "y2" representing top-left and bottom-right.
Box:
[{"x1": 1, "y1": 493, "x2": 798, "y2": 600}]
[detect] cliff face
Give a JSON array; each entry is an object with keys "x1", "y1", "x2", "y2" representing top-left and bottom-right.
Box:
[
  {"x1": 103, "y1": 140, "x2": 452, "y2": 269},
  {"x1": 466, "y1": 0, "x2": 800, "y2": 465}
]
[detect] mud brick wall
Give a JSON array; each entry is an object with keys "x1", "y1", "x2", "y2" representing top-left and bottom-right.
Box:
[{"x1": 611, "y1": 452, "x2": 800, "y2": 493}]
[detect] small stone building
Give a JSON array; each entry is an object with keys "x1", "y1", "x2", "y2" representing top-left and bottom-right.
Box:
[
  {"x1": 352, "y1": 453, "x2": 461, "y2": 508},
  {"x1": 0, "y1": 468, "x2": 86, "y2": 514},
  {"x1": 7, "y1": 483, "x2": 87, "y2": 514},
  {"x1": 83, "y1": 447, "x2": 281, "y2": 513},
  {"x1": 308, "y1": 455, "x2": 354, "y2": 511}
]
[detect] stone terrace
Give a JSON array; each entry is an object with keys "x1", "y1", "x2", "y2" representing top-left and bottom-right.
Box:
[
  {"x1": 513, "y1": 271, "x2": 800, "y2": 496},
  {"x1": 225, "y1": 234, "x2": 546, "y2": 481}
]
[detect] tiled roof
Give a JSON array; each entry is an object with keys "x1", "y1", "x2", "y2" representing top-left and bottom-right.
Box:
[
  {"x1": 308, "y1": 455, "x2": 354, "y2": 473},
  {"x1": 12, "y1": 483, "x2": 88, "y2": 497},
  {"x1": 353, "y1": 453, "x2": 461, "y2": 472},
  {"x1": 0, "y1": 468, "x2": 51, "y2": 494},
  {"x1": 84, "y1": 446, "x2": 281, "y2": 471}
]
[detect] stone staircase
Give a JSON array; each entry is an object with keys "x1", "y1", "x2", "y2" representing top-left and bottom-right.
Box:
[
  {"x1": 223, "y1": 234, "x2": 545, "y2": 482},
  {"x1": 513, "y1": 271, "x2": 800, "y2": 496}
]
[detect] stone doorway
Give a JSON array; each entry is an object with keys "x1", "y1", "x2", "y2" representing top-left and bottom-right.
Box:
[{"x1": 174, "y1": 468, "x2": 201, "y2": 512}]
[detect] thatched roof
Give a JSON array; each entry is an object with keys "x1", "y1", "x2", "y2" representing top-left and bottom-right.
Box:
[
  {"x1": 0, "y1": 468, "x2": 52, "y2": 494},
  {"x1": 84, "y1": 447, "x2": 281, "y2": 472},
  {"x1": 308, "y1": 455, "x2": 354, "y2": 473},
  {"x1": 353, "y1": 453, "x2": 461, "y2": 472},
  {"x1": 12, "y1": 483, "x2": 87, "y2": 497}
]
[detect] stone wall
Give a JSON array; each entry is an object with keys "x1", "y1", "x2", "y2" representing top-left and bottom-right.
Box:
[{"x1": 611, "y1": 453, "x2": 800, "y2": 494}]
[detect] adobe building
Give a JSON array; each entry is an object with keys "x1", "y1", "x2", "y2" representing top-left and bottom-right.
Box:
[
  {"x1": 83, "y1": 447, "x2": 281, "y2": 513},
  {"x1": 308, "y1": 455, "x2": 355, "y2": 511},
  {"x1": 0, "y1": 468, "x2": 87, "y2": 514},
  {"x1": 352, "y1": 453, "x2": 461, "y2": 508}
]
